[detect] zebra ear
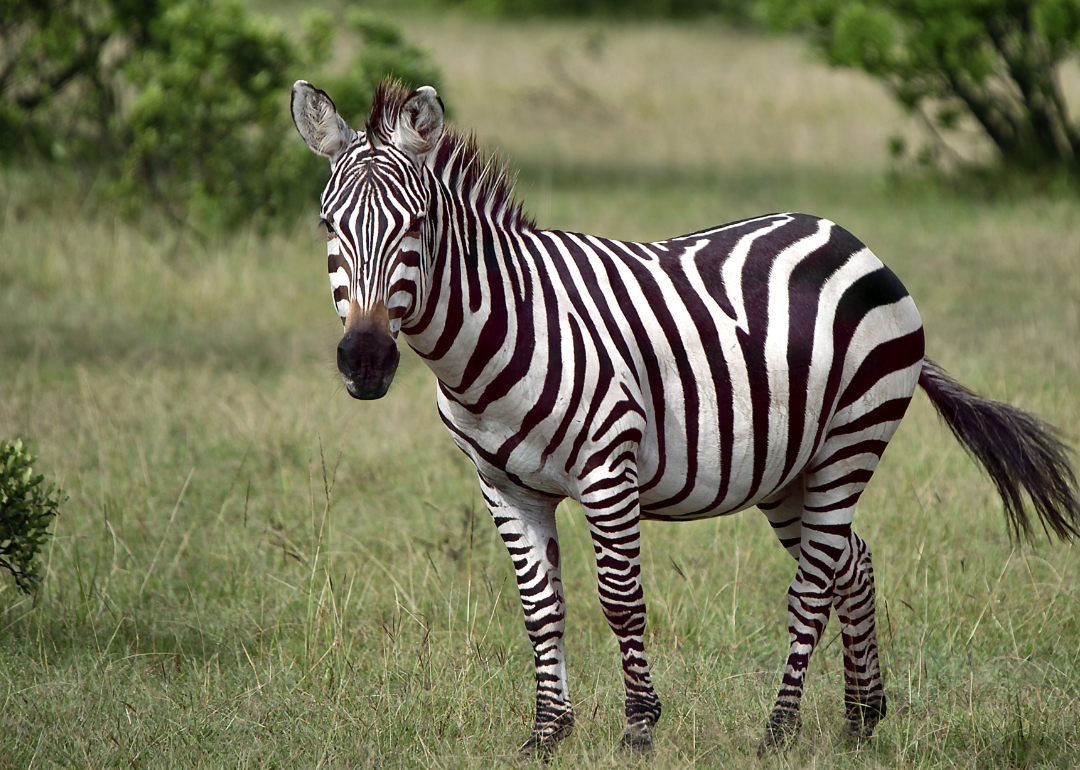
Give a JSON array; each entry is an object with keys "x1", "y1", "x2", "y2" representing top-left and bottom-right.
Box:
[
  {"x1": 392, "y1": 86, "x2": 444, "y2": 162},
  {"x1": 291, "y1": 80, "x2": 357, "y2": 162}
]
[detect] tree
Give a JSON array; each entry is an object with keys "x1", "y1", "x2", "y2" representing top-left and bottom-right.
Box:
[
  {"x1": 306, "y1": 9, "x2": 447, "y2": 130},
  {"x1": 772, "y1": 0, "x2": 1080, "y2": 176},
  {"x1": 0, "y1": 0, "x2": 142, "y2": 161}
]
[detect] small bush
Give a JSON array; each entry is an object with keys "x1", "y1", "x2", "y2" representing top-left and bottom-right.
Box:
[
  {"x1": 116, "y1": 0, "x2": 313, "y2": 225},
  {"x1": 0, "y1": 439, "x2": 63, "y2": 594}
]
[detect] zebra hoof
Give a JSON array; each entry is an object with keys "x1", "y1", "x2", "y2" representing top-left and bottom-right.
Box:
[
  {"x1": 842, "y1": 696, "x2": 887, "y2": 739},
  {"x1": 517, "y1": 735, "x2": 558, "y2": 764},
  {"x1": 757, "y1": 709, "x2": 800, "y2": 757},
  {"x1": 517, "y1": 718, "x2": 574, "y2": 763},
  {"x1": 621, "y1": 721, "x2": 654, "y2": 753}
]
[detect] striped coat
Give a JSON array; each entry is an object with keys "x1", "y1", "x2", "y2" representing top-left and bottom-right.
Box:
[{"x1": 413, "y1": 213, "x2": 924, "y2": 522}]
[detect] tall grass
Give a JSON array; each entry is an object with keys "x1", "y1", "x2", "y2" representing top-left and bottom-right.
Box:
[{"x1": 2, "y1": 15, "x2": 1079, "y2": 768}]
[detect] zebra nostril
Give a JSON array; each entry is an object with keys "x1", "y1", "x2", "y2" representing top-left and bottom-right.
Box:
[{"x1": 336, "y1": 341, "x2": 349, "y2": 375}]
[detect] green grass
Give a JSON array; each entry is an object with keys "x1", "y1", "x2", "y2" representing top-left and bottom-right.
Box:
[{"x1": 3, "y1": 15, "x2": 1080, "y2": 769}]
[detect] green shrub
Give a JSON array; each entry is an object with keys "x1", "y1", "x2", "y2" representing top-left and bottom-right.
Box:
[
  {"x1": 115, "y1": 0, "x2": 313, "y2": 224},
  {"x1": 0, "y1": 1, "x2": 443, "y2": 226},
  {"x1": 0, "y1": 439, "x2": 63, "y2": 594},
  {"x1": 771, "y1": 0, "x2": 1080, "y2": 178},
  {"x1": 0, "y1": 0, "x2": 131, "y2": 162}
]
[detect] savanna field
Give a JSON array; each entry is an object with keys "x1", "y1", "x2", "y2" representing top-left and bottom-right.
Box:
[{"x1": 3, "y1": 11, "x2": 1080, "y2": 768}]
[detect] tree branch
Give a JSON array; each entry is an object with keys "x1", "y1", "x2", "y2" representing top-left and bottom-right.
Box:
[
  {"x1": 986, "y1": 7, "x2": 1073, "y2": 164},
  {"x1": 941, "y1": 64, "x2": 1017, "y2": 159},
  {"x1": 12, "y1": 24, "x2": 109, "y2": 113}
]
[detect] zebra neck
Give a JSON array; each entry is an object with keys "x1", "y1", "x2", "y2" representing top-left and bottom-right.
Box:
[{"x1": 402, "y1": 182, "x2": 534, "y2": 405}]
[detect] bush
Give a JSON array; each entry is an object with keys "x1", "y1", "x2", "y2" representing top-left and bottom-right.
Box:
[
  {"x1": 771, "y1": 0, "x2": 1080, "y2": 178},
  {"x1": 0, "y1": 1, "x2": 444, "y2": 226},
  {"x1": 0, "y1": 439, "x2": 63, "y2": 594},
  {"x1": 0, "y1": 0, "x2": 130, "y2": 162},
  {"x1": 116, "y1": 0, "x2": 313, "y2": 224}
]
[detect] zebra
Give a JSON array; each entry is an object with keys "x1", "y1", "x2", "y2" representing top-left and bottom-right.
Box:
[{"x1": 291, "y1": 79, "x2": 1080, "y2": 757}]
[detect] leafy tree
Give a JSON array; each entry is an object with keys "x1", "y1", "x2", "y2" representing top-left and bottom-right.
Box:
[
  {"x1": 771, "y1": 0, "x2": 1080, "y2": 176},
  {"x1": 0, "y1": 439, "x2": 63, "y2": 594},
  {"x1": 0, "y1": 0, "x2": 443, "y2": 225},
  {"x1": 0, "y1": 0, "x2": 141, "y2": 160}
]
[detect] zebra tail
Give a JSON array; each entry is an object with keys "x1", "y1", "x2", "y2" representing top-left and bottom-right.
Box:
[{"x1": 918, "y1": 358, "x2": 1080, "y2": 542}]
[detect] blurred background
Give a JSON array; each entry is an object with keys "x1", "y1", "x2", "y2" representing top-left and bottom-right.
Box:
[
  {"x1": 2, "y1": 1, "x2": 1080, "y2": 767},
  {"x1": 5, "y1": 0, "x2": 1080, "y2": 229}
]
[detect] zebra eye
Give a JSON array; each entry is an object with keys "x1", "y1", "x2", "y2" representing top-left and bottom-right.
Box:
[
  {"x1": 405, "y1": 216, "x2": 425, "y2": 240},
  {"x1": 319, "y1": 217, "x2": 334, "y2": 233}
]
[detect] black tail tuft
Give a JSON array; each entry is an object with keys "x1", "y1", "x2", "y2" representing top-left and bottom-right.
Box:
[{"x1": 918, "y1": 359, "x2": 1080, "y2": 542}]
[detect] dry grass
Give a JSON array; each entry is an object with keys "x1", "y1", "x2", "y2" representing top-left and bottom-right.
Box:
[{"x1": 403, "y1": 16, "x2": 931, "y2": 172}]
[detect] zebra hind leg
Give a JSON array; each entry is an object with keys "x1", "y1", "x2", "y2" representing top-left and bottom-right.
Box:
[
  {"x1": 757, "y1": 520, "x2": 885, "y2": 756},
  {"x1": 757, "y1": 558, "x2": 834, "y2": 757},
  {"x1": 758, "y1": 493, "x2": 866, "y2": 754},
  {"x1": 756, "y1": 354, "x2": 915, "y2": 755},
  {"x1": 762, "y1": 393, "x2": 906, "y2": 753},
  {"x1": 756, "y1": 488, "x2": 808, "y2": 754},
  {"x1": 833, "y1": 531, "x2": 887, "y2": 739}
]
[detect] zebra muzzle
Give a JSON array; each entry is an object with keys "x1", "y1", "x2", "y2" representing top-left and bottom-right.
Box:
[{"x1": 338, "y1": 303, "x2": 400, "y2": 400}]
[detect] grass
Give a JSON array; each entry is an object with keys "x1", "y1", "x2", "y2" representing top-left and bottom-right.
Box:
[{"x1": 3, "y1": 13, "x2": 1080, "y2": 769}]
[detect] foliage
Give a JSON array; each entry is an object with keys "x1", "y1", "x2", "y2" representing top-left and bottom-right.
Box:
[
  {"x1": 0, "y1": 0, "x2": 443, "y2": 225},
  {"x1": 117, "y1": 0, "x2": 314, "y2": 224},
  {"x1": 0, "y1": 439, "x2": 62, "y2": 593},
  {"x1": 771, "y1": 0, "x2": 1080, "y2": 177},
  {"x1": 0, "y1": 0, "x2": 132, "y2": 161},
  {"x1": 312, "y1": 9, "x2": 446, "y2": 129},
  {"x1": 433, "y1": 0, "x2": 761, "y2": 22}
]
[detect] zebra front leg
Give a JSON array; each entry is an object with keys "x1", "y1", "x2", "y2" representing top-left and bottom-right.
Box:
[
  {"x1": 581, "y1": 477, "x2": 660, "y2": 751},
  {"x1": 480, "y1": 478, "x2": 573, "y2": 758},
  {"x1": 833, "y1": 531, "x2": 887, "y2": 739}
]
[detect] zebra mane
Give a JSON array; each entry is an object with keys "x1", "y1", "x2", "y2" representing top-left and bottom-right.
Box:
[{"x1": 367, "y1": 80, "x2": 535, "y2": 233}]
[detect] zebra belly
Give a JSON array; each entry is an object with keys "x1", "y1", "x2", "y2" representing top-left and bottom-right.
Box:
[{"x1": 633, "y1": 380, "x2": 809, "y2": 521}]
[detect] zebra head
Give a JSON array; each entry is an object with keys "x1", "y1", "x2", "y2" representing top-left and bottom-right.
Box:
[{"x1": 291, "y1": 80, "x2": 444, "y2": 400}]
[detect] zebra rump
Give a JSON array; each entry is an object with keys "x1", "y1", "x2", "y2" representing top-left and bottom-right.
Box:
[{"x1": 919, "y1": 359, "x2": 1080, "y2": 542}]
